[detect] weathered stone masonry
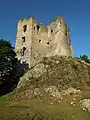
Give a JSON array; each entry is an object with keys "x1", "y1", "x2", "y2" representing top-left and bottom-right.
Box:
[{"x1": 15, "y1": 17, "x2": 73, "y2": 68}]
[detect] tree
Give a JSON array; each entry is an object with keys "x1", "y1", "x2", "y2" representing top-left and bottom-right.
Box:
[
  {"x1": 0, "y1": 39, "x2": 18, "y2": 86},
  {"x1": 80, "y1": 54, "x2": 89, "y2": 63}
]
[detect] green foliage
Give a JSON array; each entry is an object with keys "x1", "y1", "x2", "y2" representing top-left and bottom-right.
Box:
[
  {"x1": 71, "y1": 61, "x2": 78, "y2": 70},
  {"x1": 80, "y1": 54, "x2": 89, "y2": 63},
  {"x1": 0, "y1": 39, "x2": 18, "y2": 85}
]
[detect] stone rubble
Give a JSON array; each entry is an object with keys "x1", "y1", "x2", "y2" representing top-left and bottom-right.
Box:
[
  {"x1": 79, "y1": 99, "x2": 90, "y2": 112},
  {"x1": 44, "y1": 86, "x2": 82, "y2": 98}
]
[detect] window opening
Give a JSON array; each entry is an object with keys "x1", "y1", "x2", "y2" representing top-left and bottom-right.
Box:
[
  {"x1": 23, "y1": 25, "x2": 27, "y2": 32},
  {"x1": 37, "y1": 25, "x2": 40, "y2": 31},
  {"x1": 22, "y1": 36, "x2": 25, "y2": 42},
  {"x1": 65, "y1": 33, "x2": 67, "y2": 36},
  {"x1": 51, "y1": 29, "x2": 53, "y2": 33},
  {"x1": 21, "y1": 47, "x2": 26, "y2": 56},
  {"x1": 47, "y1": 42, "x2": 50, "y2": 45},
  {"x1": 39, "y1": 40, "x2": 41, "y2": 43}
]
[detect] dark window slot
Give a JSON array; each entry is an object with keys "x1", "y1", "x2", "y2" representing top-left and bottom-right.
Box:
[
  {"x1": 51, "y1": 30, "x2": 53, "y2": 33},
  {"x1": 22, "y1": 36, "x2": 25, "y2": 42},
  {"x1": 37, "y1": 25, "x2": 40, "y2": 31},
  {"x1": 23, "y1": 25, "x2": 27, "y2": 32},
  {"x1": 21, "y1": 47, "x2": 26, "y2": 56},
  {"x1": 47, "y1": 42, "x2": 49, "y2": 45},
  {"x1": 39, "y1": 40, "x2": 41, "y2": 43}
]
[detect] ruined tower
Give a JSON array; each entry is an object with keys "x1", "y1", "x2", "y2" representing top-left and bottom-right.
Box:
[{"x1": 15, "y1": 17, "x2": 72, "y2": 68}]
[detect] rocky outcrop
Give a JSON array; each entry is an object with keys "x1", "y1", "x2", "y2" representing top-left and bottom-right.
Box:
[
  {"x1": 79, "y1": 99, "x2": 90, "y2": 111},
  {"x1": 14, "y1": 86, "x2": 82, "y2": 100},
  {"x1": 13, "y1": 56, "x2": 90, "y2": 100}
]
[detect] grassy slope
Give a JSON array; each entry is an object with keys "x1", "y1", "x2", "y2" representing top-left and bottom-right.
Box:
[
  {"x1": 1, "y1": 57, "x2": 90, "y2": 120},
  {"x1": 0, "y1": 98, "x2": 90, "y2": 120}
]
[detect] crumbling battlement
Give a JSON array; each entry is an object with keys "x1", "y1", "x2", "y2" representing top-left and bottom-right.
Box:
[{"x1": 15, "y1": 16, "x2": 73, "y2": 68}]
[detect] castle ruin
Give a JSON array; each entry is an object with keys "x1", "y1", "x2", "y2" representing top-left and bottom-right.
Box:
[{"x1": 15, "y1": 17, "x2": 73, "y2": 68}]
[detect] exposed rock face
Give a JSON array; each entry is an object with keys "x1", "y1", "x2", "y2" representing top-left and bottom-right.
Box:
[
  {"x1": 14, "y1": 86, "x2": 82, "y2": 100},
  {"x1": 79, "y1": 99, "x2": 90, "y2": 111},
  {"x1": 14, "y1": 56, "x2": 90, "y2": 100}
]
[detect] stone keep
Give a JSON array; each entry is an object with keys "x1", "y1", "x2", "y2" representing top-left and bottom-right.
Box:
[{"x1": 15, "y1": 17, "x2": 73, "y2": 68}]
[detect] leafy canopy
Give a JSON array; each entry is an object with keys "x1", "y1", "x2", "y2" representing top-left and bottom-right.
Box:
[
  {"x1": 80, "y1": 54, "x2": 89, "y2": 63},
  {"x1": 0, "y1": 39, "x2": 17, "y2": 85}
]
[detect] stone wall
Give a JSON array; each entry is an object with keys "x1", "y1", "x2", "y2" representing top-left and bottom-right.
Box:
[
  {"x1": 15, "y1": 18, "x2": 33, "y2": 68},
  {"x1": 31, "y1": 19, "x2": 51, "y2": 67},
  {"x1": 15, "y1": 17, "x2": 72, "y2": 68}
]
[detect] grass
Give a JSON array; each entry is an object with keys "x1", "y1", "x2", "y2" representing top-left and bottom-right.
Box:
[
  {"x1": 0, "y1": 98, "x2": 90, "y2": 120},
  {"x1": 1, "y1": 56, "x2": 90, "y2": 119}
]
